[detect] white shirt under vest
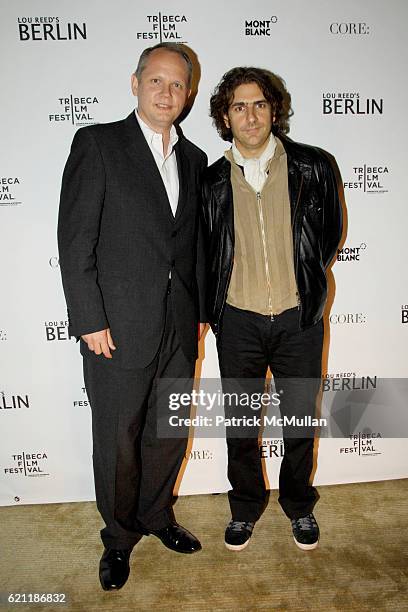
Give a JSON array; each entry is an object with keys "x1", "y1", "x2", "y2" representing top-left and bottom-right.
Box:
[{"x1": 231, "y1": 133, "x2": 277, "y2": 193}]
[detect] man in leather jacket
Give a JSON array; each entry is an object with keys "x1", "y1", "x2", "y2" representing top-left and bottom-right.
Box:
[{"x1": 201, "y1": 67, "x2": 342, "y2": 552}]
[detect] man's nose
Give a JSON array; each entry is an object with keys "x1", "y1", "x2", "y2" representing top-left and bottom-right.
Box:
[
  {"x1": 246, "y1": 105, "x2": 256, "y2": 123},
  {"x1": 160, "y1": 81, "x2": 172, "y2": 96}
]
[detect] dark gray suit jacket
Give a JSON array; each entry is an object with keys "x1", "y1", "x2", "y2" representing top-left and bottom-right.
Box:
[{"x1": 57, "y1": 112, "x2": 207, "y2": 368}]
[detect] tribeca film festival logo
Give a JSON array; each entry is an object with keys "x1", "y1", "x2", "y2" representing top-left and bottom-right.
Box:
[
  {"x1": 402, "y1": 305, "x2": 408, "y2": 324},
  {"x1": 17, "y1": 17, "x2": 86, "y2": 41},
  {"x1": 339, "y1": 432, "x2": 382, "y2": 456},
  {"x1": 44, "y1": 319, "x2": 74, "y2": 342},
  {"x1": 49, "y1": 96, "x2": 99, "y2": 126},
  {"x1": 329, "y1": 22, "x2": 370, "y2": 35},
  {"x1": 136, "y1": 13, "x2": 188, "y2": 42},
  {"x1": 0, "y1": 177, "x2": 22, "y2": 207},
  {"x1": 337, "y1": 242, "x2": 367, "y2": 263},
  {"x1": 329, "y1": 312, "x2": 367, "y2": 325},
  {"x1": 4, "y1": 452, "x2": 49, "y2": 477},
  {"x1": 344, "y1": 165, "x2": 389, "y2": 194},
  {"x1": 73, "y1": 387, "x2": 90, "y2": 408},
  {"x1": 0, "y1": 391, "x2": 30, "y2": 410},
  {"x1": 244, "y1": 17, "x2": 278, "y2": 36},
  {"x1": 0, "y1": 329, "x2": 7, "y2": 341},
  {"x1": 322, "y1": 92, "x2": 383, "y2": 115}
]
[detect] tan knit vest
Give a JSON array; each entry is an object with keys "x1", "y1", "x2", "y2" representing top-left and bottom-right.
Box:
[{"x1": 226, "y1": 137, "x2": 298, "y2": 316}]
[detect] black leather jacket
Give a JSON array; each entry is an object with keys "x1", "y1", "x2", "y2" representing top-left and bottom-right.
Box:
[{"x1": 201, "y1": 136, "x2": 343, "y2": 335}]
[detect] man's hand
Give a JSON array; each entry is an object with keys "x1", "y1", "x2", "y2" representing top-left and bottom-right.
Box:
[
  {"x1": 81, "y1": 328, "x2": 116, "y2": 358},
  {"x1": 198, "y1": 322, "x2": 207, "y2": 340}
]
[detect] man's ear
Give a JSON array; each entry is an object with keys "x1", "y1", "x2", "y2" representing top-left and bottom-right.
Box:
[
  {"x1": 131, "y1": 73, "x2": 138, "y2": 97},
  {"x1": 223, "y1": 114, "x2": 230, "y2": 129}
]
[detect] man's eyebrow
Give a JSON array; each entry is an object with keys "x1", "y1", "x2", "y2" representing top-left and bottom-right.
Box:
[{"x1": 230, "y1": 99, "x2": 267, "y2": 106}]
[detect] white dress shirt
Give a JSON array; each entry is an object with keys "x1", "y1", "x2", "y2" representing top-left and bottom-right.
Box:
[
  {"x1": 135, "y1": 110, "x2": 179, "y2": 216},
  {"x1": 231, "y1": 133, "x2": 277, "y2": 193}
]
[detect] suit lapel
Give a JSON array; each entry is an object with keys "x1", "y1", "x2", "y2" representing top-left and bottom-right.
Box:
[
  {"x1": 174, "y1": 139, "x2": 189, "y2": 222},
  {"x1": 123, "y1": 112, "x2": 175, "y2": 224}
]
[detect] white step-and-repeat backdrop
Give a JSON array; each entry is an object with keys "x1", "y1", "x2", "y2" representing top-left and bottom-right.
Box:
[{"x1": 1, "y1": 0, "x2": 407, "y2": 506}]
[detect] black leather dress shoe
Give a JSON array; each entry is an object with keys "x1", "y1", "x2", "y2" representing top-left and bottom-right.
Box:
[
  {"x1": 149, "y1": 523, "x2": 202, "y2": 554},
  {"x1": 99, "y1": 548, "x2": 131, "y2": 591}
]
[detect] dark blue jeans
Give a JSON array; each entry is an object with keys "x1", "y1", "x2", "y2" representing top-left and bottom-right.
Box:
[{"x1": 217, "y1": 304, "x2": 324, "y2": 521}]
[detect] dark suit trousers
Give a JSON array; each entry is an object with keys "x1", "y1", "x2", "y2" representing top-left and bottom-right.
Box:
[
  {"x1": 217, "y1": 304, "x2": 323, "y2": 522},
  {"x1": 83, "y1": 292, "x2": 195, "y2": 549}
]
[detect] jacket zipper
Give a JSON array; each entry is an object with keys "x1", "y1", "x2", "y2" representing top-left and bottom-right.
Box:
[{"x1": 256, "y1": 191, "x2": 274, "y2": 321}]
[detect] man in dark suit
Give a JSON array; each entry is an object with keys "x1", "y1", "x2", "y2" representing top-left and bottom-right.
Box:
[{"x1": 58, "y1": 43, "x2": 207, "y2": 590}]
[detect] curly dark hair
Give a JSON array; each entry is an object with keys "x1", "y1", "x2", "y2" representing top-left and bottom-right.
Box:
[{"x1": 210, "y1": 66, "x2": 293, "y2": 141}]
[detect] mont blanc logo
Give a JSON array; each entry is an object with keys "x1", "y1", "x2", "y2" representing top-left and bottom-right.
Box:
[
  {"x1": 260, "y1": 439, "x2": 284, "y2": 458},
  {"x1": 136, "y1": 13, "x2": 188, "y2": 42},
  {"x1": 0, "y1": 177, "x2": 22, "y2": 207},
  {"x1": 339, "y1": 432, "x2": 382, "y2": 456},
  {"x1": 344, "y1": 165, "x2": 389, "y2": 194},
  {"x1": 329, "y1": 22, "x2": 370, "y2": 35},
  {"x1": 402, "y1": 305, "x2": 408, "y2": 324},
  {"x1": 49, "y1": 95, "x2": 99, "y2": 126},
  {"x1": 329, "y1": 313, "x2": 367, "y2": 325},
  {"x1": 244, "y1": 17, "x2": 278, "y2": 36},
  {"x1": 322, "y1": 92, "x2": 383, "y2": 115},
  {"x1": 73, "y1": 387, "x2": 90, "y2": 408},
  {"x1": 4, "y1": 451, "x2": 50, "y2": 476},
  {"x1": 337, "y1": 243, "x2": 367, "y2": 262},
  {"x1": 1, "y1": 391, "x2": 30, "y2": 410},
  {"x1": 44, "y1": 319, "x2": 74, "y2": 341},
  {"x1": 17, "y1": 17, "x2": 87, "y2": 41}
]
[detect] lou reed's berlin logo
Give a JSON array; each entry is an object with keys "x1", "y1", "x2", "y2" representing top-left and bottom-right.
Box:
[{"x1": 17, "y1": 17, "x2": 86, "y2": 41}]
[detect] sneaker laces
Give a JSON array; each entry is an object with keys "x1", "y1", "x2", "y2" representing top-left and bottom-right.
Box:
[
  {"x1": 292, "y1": 514, "x2": 317, "y2": 531},
  {"x1": 228, "y1": 520, "x2": 254, "y2": 533}
]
